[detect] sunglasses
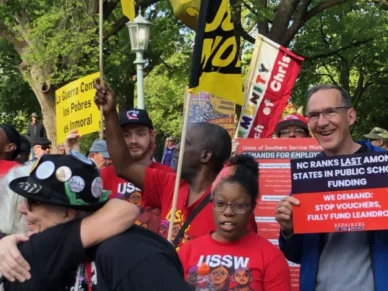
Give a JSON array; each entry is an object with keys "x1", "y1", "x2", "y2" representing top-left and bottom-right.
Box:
[
  {"x1": 41, "y1": 146, "x2": 50, "y2": 150},
  {"x1": 27, "y1": 198, "x2": 42, "y2": 211}
]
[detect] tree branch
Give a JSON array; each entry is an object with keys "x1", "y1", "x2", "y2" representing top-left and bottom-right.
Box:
[
  {"x1": 320, "y1": 60, "x2": 338, "y2": 85},
  {"x1": 257, "y1": 0, "x2": 269, "y2": 35},
  {"x1": 269, "y1": 0, "x2": 299, "y2": 43},
  {"x1": 304, "y1": 0, "x2": 349, "y2": 22},
  {"x1": 230, "y1": 0, "x2": 255, "y2": 44},
  {"x1": 304, "y1": 38, "x2": 374, "y2": 61},
  {"x1": 295, "y1": 0, "x2": 313, "y2": 21},
  {"x1": 103, "y1": 0, "x2": 119, "y2": 20},
  {"x1": 281, "y1": 0, "x2": 350, "y2": 46}
]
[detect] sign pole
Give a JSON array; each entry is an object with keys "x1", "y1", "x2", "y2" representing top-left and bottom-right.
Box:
[
  {"x1": 167, "y1": 87, "x2": 191, "y2": 243},
  {"x1": 99, "y1": 0, "x2": 104, "y2": 138}
]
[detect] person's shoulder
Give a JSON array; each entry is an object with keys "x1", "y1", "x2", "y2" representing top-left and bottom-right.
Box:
[
  {"x1": 250, "y1": 233, "x2": 284, "y2": 256},
  {"x1": 179, "y1": 234, "x2": 210, "y2": 251},
  {"x1": 150, "y1": 162, "x2": 174, "y2": 173},
  {"x1": 96, "y1": 225, "x2": 175, "y2": 255},
  {"x1": 101, "y1": 165, "x2": 114, "y2": 175}
]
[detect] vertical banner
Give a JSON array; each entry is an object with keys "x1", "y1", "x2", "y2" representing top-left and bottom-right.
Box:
[
  {"x1": 189, "y1": 0, "x2": 244, "y2": 105},
  {"x1": 237, "y1": 35, "x2": 304, "y2": 138},
  {"x1": 237, "y1": 138, "x2": 322, "y2": 291},
  {"x1": 55, "y1": 72, "x2": 101, "y2": 144},
  {"x1": 188, "y1": 91, "x2": 236, "y2": 137}
]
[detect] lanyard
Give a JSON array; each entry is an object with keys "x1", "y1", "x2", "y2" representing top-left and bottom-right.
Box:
[
  {"x1": 75, "y1": 262, "x2": 93, "y2": 291},
  {"x1": 85, "y1": 262, "x2": 93, "y2": 291}
]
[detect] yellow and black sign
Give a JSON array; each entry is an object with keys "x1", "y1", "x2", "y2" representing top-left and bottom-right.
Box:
[
  {"x1": 188, "y1": 0, "x2": 243, "y2": 105},
  {"x1": 55, "y1": 72, "x2": 101, "y2": 144}
]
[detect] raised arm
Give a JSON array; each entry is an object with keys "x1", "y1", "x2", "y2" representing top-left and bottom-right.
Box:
[{"x1": 94, "y1": 78, "x2": 147, "y2": 189}]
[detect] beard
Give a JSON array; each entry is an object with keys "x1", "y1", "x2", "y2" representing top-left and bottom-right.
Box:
[{"x1": 129, "y1": 141, "x2": 153, "y2": 162}]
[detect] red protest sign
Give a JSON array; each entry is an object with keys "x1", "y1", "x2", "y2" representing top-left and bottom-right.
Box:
[
  {"x1": 293, "y1": 189, "x2": 388, "y2": 233},
  {"x1": 291, "y1": 151, "x2": 388, "y2": 234}
]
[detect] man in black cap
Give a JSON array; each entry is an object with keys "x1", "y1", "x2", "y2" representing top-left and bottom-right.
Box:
[
  {"x1": 0, "y1": 124, "x2": 21, "y2": 176},
  {"x1": 100, "y1": 108, "x2": 173, "y2": 233},
  {"x1": 0, "y1": 153, "x2": 191, "y2": 291},
  {"x1": 31, "y1": 137, "x2": 51, "y2": 159}
]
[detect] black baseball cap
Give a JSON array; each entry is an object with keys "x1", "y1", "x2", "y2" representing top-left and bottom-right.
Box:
[
  {"x1": 9, "y1": 151, "x2": 110, "y2": 211},
  {"x1": 119, "y1": 109, "x2": 153, "y2": 129}
]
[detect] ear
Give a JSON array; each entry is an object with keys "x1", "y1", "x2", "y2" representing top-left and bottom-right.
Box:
[
  {"x1": 4, "y1": 143, "x2": 16, "y2": 154},
  {"x1": 377, "y1": 140, "x2": 384, "y2": 147},
  {"x1": 200, "y1": 150, "x2": 212, "y2": 163},
  {"x1": 150, "y1": 130, "x2": 156, "y2": 144},
  {"x1": 348, "y1": 108, "x2": 356, "y2": 126},
  {"x1": 64, "y1": 208, "x2": 77, "y2": 221}
]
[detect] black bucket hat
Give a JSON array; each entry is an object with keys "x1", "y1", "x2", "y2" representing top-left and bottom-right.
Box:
[{"x1": 9, "y1": 151, "x2": 110, "y2": 211}]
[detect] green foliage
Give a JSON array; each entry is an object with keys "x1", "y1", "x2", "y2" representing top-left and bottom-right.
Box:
[
  {"x1": 144, "y1": 51, "x2": 191, "y2": 139},
  {"x1": 0, "y1": 40, "x2": 40, "y2": 132},
  {"x1": 291, "y1": 2, "x2": 388, "y2": 139}
]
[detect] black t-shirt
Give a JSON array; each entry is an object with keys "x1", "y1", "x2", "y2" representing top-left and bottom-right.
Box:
[
  {"x1": 3, "y1": 222, "x2": 191, "y2": 291},
  {"x1": 92, "y1": 225, "x2": 191, "y2": 291},
  {"x1": 3, "y1": 220, "x2": 85, "y2": 291}
]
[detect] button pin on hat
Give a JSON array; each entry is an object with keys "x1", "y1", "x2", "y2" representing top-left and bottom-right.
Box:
[
  {"x1": 56, "y1": 166, "x2": 72, "y2": 182},
  {"x1": 36, "y1": 161, "x2": 55, "y2": 180}
]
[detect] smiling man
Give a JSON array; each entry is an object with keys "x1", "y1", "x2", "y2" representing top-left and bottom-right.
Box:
[{"x1": 275, "y1": 84, "x2": 388, "y2": 291}]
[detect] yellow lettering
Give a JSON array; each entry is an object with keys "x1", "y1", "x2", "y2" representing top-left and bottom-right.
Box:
[
  {"x1": 165, "y1": 209, "x2": 184, "y2": 224},
  {"x1": 205, "y1": 0, "x2": 228, "y2": 32}
]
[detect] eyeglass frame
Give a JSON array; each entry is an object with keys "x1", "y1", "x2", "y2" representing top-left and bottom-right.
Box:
[
  {"x1": 279, "y1": 127, "x2": 308, "y2": 137},
  {"x1": 210, "y1": 199, "x2": 252, "y2": 214},
  {"x1": 306, "y1": 106, "x2": 350, "y2": 123}
]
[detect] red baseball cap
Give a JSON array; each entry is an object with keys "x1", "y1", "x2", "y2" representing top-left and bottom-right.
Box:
[{"x1": 274, "y1": 114, "x2": 309, "y2": 136}]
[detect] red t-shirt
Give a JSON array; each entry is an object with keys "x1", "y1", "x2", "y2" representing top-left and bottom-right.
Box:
[
  {"x1": 0, "y1": 160, "x2": 19, "y2": 176},
  {"x1": 100, "y1": 162, "x2": 172, "y2": 233},
  {"x1": 143, "y1": 169, "x2": 257, "y2": 248},
  {"x1": 178, "y1": 232, "x2": 291, "y2": 291}
]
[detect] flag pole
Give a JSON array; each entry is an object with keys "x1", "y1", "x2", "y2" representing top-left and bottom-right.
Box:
[
  {"x1": 167, "y1": 87, "x2": 191, "y2": 243},
  {"x1": 99, "y1": 0, "x2": 104, "y2": 138}
]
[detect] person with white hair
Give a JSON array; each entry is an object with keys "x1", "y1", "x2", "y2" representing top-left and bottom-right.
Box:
[{"x1": 0, "y1": 153, "x2": 192, "y2": 291}]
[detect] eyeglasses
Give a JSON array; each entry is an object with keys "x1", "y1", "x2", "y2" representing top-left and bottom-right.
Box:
[
  {"x1": 27, "y1": 198, "x2": 42, "y2": 211},
  {"x1": 211, "y1": 200, "x2": 251, "y2": 214},
  {"x1": 306, "y1": 107, "x2": 350, "y2": 123},
  {"x1": 279, "y1": 128, "x2": 307, "y2": 137}
]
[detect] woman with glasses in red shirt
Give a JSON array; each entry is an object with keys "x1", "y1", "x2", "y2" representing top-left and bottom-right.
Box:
[{"x1": 178, "y1": 155, "x2": 291, "y2": 291}]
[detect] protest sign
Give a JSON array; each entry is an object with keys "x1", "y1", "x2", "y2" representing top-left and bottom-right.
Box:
[
  {"x1": 188, "y1": 91, "x2": 236, "y2": 137},
  {"x1": 55, "y1": 72, "x2": 101, "y2": 144},
  {"x1": 237, "y1": 35, "x2": 304, "y2": 139},
  {"x1": 237, "y1": 138, "x2": 321, "y2": 291},
  {"x1": 292, "y1": 151, "x2": 388, "y2": 234}
]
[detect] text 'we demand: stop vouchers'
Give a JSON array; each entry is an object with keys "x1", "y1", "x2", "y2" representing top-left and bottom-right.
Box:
[{"x1": 290, "y1": 152, "x2": 388, "y2": 233}]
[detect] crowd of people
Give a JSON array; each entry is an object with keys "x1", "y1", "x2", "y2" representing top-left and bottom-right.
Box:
[{"x1": 0, "y1": 82, "x2": 386, "y2": 291}]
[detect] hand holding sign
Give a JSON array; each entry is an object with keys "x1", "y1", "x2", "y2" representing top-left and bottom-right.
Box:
[
  {"x1": 94, "y1": 78, "x2": 116, "y2": 114},
  {"x1": 275, "y1": 196, "x2": 300, "y2": 236}
]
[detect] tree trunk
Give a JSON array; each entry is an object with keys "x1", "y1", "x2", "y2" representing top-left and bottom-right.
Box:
[{"x1": 21, "y1": 63, "x2": 58, "y2": 150}]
